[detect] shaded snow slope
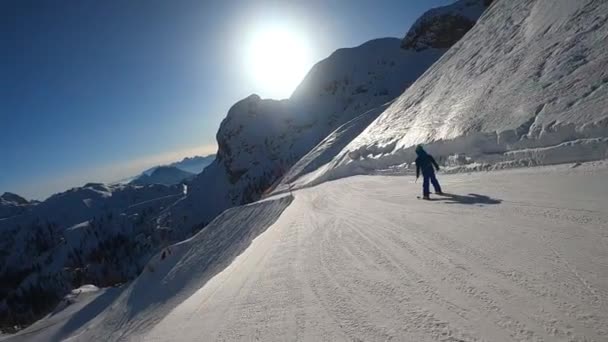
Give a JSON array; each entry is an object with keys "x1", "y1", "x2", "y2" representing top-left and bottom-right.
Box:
[
  {"x1": 308, "y1": 0, "x2": 608, "y2": 187},
  {"x1": 23, "y1": 161, "x2": 606, "y2": 341},
  {"x1": 0, "y1": 285, "x2": 122, "y2": 342}
]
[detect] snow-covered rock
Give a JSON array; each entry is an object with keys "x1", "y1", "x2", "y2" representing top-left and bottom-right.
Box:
[
  {"x1": 402, "y1": 0, "x2": 493, "y2": 51},
  {"x1": 304, "y1": 0, "x2": 608, "y2": 187}
]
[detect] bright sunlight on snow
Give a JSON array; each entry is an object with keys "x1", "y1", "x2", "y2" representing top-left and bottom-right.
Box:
[{"x1": 244, "y1": 24, "x2": 314, "y2": 99}]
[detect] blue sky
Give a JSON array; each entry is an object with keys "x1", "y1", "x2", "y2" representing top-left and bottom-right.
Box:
[{"x1": 0, "y1": 0, "x2": 454, "y2": 199}]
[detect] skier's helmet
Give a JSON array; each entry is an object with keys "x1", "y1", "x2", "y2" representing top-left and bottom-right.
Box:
[{"x1": 415, "y1": 145, "x2": 425, "y2": 155}]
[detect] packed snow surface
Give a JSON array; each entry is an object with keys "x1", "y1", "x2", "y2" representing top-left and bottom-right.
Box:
[{"x1": 14, "y1": 161, "x2": 606, "y2": 342}]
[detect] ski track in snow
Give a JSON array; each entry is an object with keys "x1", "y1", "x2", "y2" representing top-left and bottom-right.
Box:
[{"x1": 132, "y1": 163, "x2": 607, "y2": 342}]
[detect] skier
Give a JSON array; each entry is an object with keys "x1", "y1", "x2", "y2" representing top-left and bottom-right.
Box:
[{"x1": 415, "y1": 145, "x2": 443, "y2": 200}]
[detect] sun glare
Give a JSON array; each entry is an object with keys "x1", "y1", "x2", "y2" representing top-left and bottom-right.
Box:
[{"x1": 245, "y1": 25, "x2": 314, "y2": 99}]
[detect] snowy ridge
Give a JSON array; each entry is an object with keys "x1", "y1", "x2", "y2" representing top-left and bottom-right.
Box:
[{"x1": 303, "y1": 0, "x2": 608, "y2": 188}]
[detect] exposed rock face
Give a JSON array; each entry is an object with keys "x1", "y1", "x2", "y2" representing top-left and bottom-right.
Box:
[{"x1": 401, "y1": 0, "x2": 492, "y2": 51}]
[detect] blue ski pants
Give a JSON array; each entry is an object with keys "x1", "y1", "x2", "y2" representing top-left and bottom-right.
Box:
[{"x1": 423, "y1": 171, "x2": 442, "y2": 196}]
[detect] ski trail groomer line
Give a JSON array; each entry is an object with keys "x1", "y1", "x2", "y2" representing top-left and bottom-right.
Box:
[{"x1": 415, "y1": 145, "x2": 443, "y2": 200}]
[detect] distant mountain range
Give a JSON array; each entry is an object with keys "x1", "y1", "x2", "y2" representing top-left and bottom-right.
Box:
[
  {"x1": 130, "y1": 166, "x2": 195, "y2": 186},
  {"x1": 143, "y1": 155, "x2": 215, "y2": 176},
  {"x1": 114, "y1": 154, "x2": 216, "y2": 185}
]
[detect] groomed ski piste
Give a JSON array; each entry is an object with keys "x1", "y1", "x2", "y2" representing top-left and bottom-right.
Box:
[
  {"x1": 3, "y1": 0, "x2": 608, "y2": 340},
  {"x1": 3, "y1": 160, "x2": 607, "y2": 342}
]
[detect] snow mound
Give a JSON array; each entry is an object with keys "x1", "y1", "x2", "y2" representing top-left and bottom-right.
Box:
[{"x1": 306, "y1": 0, "x2": 608, "y2": 187}]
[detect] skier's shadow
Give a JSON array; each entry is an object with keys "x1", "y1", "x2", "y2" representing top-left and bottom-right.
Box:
[{"x1": 432, "y1": 193, "x2": 502, "y2": 205}]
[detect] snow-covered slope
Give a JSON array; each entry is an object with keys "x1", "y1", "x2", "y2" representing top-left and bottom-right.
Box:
[
  {"x1": 130, "y1": 166, "x2": 194, "y2": 186},
  {"x1": 306, "y1": 0, "x2": 608, "y2": 186},
  {"x1": 270, "y1": 103, "x2": 390, "y2": 195},
  {"x1": 161, "y1": 0, "x2": 491, "y2": 237},
  {"x1": 19, "y1": 161, "x2": 607, "y2": 342},
  {"x1": 0, "y1": 183, "x2": 183, "y2": 332}
]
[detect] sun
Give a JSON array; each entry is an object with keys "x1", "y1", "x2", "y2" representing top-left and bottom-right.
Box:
[{"x1": 245, "y1": 25, "x2": 314, "y2": 99}]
